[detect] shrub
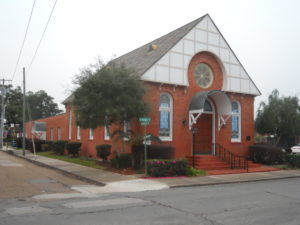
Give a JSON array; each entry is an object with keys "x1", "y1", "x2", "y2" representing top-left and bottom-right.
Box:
[
  {"x1": 286, "y1": 154, "x2": 300, "y2": 168},
  {"x1": 111, "y1": 153, "x2": 132, "y2": 169},
  {"x1": 53, "y1": 140, "x2": 68, "y2": 155},
  {"x1": 96, "y1": 144, "x2": 112, "y2": 161},
  {"x1": 26, "y1": 139, "x2": 45, "y2": 152},
  {"x1": 45, "y1": 141, "x2": 55, "y2": 151},
  {"x1": 16, "y1": 138, "x2": 23, "y2": 148},
  {"x1": 249, "y1": 144, "x2": 286, "y2": 164},
  {"x1": 41, "y1": 144, "x2": 50, "y2": 152},
  {"x1": 186, "y1": 166, "x2": 206, "y2": 177},
  {"x1": 132, "y1": 144, "x2": 174, "y2": 169},
  {"x1": 66, "y1": 142, "x2": 81, "y2": 157},
  {"x1": 147, "y1": 159, "x2": 188, "y2": 177}
]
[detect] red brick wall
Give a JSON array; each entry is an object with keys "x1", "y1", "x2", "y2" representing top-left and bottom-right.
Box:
[{"x1": 25, "y1": 113, "x2": 68, "y2": 141}]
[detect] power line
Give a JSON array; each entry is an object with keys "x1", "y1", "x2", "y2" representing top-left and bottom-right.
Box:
[
  {"x1": 27, "y1": 0, "x2": 58, "y2": 74},
  {"x1": 11, "y1": 0, "x2": 37, "y2": 81}
]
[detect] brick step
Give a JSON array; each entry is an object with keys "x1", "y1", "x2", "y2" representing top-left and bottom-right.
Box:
[
  {"x1": 195, "y1": 165, "x2": 230, "y2": 171},
  {"x1": 189, "y1": 162, "x2": 230, "y2": 167},
  {"x1": 207, "y1": 167, "x2": 280, "y2": 175},
  {"x1": 186, "y1": 155, "x2": 266, "y2": 171},
  {"x1": 187, "y1": 158, "x2": 227, "y2": 163},
  {"x1": 186, "y1": 155, "x2": 217, "y2": 160},
  {"x1": 248, "y1": 163, "x2": 262, "y2": 168}
]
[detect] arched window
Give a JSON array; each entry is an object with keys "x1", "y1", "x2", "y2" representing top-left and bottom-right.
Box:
[
  {"x1": 231, "y1": 101, "x2": 241, "y2": 142},
  {"x1": 159, "y1": 93, "x2": 173, "y2": 140}
]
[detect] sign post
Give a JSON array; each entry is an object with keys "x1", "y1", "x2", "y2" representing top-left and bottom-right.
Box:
[{"x1": 139, "y1": 117, "x2": 151, "y2": 177}]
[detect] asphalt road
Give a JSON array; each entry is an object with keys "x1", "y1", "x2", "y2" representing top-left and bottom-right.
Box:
[
  {"x1": 1, "y1": 164, "x2": 300, "y2": 225},
  {"x1": 0, "y1": 151, "x2": 87, "y2": 199}
]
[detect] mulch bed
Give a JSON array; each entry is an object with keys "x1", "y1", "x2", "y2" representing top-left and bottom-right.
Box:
[{"x1": 96, "y1": 160, "x2": 137, "y2": 175}]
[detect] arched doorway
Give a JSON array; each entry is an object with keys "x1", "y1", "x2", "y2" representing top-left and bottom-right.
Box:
[
  {"x1": 189, "y1": 90, "x2": 232, "y2": 155},
  {"x1": 194, "y1": 100, "x2": 214, "y2": 154}
]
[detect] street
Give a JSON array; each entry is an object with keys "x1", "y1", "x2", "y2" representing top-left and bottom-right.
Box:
[
  {"x1": 0, "y1": 151, "x2": 88, "y2": 199},
  {"x1": 1, "y1": 151, "x2": 300, "y2": 225}
]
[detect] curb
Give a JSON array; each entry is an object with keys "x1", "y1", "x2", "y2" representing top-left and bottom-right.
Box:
[
  {"x1": 168, "y1": 175, "x2": 300, "y2": 189},
  {"x1": 2, "y1": 150, "x2": 105, "y2": 186}
]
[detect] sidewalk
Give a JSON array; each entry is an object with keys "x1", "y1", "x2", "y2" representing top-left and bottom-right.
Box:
[
  {"x1": 2, "y1": 148, "x2": 300, "y2": 191},
  {"x1": 2, "y1": 148, "x2": 137, "y2": 186}
]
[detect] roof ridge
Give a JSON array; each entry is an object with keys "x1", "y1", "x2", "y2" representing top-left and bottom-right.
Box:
[{"x1": 111, "y1": 15, "x2": 206, "y2": 64}]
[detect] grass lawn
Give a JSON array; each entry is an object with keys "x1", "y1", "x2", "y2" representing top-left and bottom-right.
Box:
[{"x1": 37, "y1": 151, "x2": 105, "y2": 170}]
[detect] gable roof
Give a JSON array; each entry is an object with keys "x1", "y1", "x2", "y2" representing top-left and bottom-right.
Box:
[
  {"x1": 110, "y1": 15, "x2": 206, "y2": 76},
  {"x1": 63, "y1": 14, "x2": 261, "y2": 104}
]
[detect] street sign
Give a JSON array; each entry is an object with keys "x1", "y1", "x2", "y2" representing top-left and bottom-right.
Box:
[
  {"x1": 139, "y1": 117, "x2": 151, "y2": 125},
  {"x1": 139, "y1": 117, "x2": 151, "y2": 177}
]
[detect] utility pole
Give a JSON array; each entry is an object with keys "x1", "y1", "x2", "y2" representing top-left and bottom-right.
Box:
[
  {"x1": 0, "y1": 78, "x2": 12, "y2": 150},
  {"x1": 22, "y1": 67, "x2": 26, "y2": 156}
]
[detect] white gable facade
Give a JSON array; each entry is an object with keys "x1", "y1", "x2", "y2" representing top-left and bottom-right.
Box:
[{"x1": 141, "y1": 15, "x2": 260, "y2": 96}]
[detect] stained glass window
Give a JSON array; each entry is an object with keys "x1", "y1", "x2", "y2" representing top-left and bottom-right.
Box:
[
  {"x1": 159, "y1": 93, "x2": 172, "y2": 139},
  {"x1": 231, "y1": 101, "x2": 241, "y2": 141}
]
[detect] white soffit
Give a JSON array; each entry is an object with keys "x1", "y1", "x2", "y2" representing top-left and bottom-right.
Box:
[{"x1": 141, "y1": 15, "x2": 260, "y2": 96}]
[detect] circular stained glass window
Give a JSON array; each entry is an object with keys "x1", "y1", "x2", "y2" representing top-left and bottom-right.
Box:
[{"x1": 194, "y1": 63, "x2": 214, "y2": 88}]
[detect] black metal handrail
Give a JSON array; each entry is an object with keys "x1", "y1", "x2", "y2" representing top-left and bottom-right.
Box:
[{"x1": 213, "y1": 143, "x2": 249, "y2": 170}]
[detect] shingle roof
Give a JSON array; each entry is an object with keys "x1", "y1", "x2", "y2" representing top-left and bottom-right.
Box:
[
  {"x1": 109, "y1": 15, "x2": 206, "y2": 76},
  {"x1": 62, "y1": 94, "x2": 74, "y2": 105}
]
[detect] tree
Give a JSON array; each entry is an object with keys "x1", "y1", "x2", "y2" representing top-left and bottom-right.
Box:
[
  {"x1": 26, "y1": 90, "x2": 62, "y2": 120},
  {"x1": 73, "y1": 62, "x2": 150, "y2": 129},
  {"x1": 5, "y1": 86, "x2": 62, "y2": 123},
  {"x1": 5, "y1": 86, "x2": 23, "y2": 125},
  {"x1": 255, "y1": 89, "x2": 300, "y2": 146}
]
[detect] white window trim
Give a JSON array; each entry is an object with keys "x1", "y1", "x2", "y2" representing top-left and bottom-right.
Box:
[
  {"x1": 231, "y1": 101, "x2": 241, "y2": 143},
  {"x1": 159, "y1": 93, "x2": 173, "y2": 141},
  {"x1": 68, "y1": 109, "x2": 72, "y2": 140},
  {"x1": 89, "y1": 128, "x2": 94, "y2": 140},
  {"x1": 104, "y1": 125, "x2": 110, "y2": 140},
  {"x1": 77, "y1": 126, "x2": 81, "y2": 140}
]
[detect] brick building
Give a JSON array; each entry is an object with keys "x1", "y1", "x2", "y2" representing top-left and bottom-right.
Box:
[{"x1": 26, "y1": 14, "x2": 260, "y2": 161}]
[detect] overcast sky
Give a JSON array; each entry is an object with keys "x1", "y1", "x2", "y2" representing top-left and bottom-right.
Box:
[{"x1": 1, "y1": 0, "x2": 300, "y2": 113}]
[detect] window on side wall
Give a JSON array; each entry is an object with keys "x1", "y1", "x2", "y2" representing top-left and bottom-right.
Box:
[
  {"x1": 77, "y1": 126, "x2": 81, "y2": 140},
  {"x1": 104, "y1": 125, "x2": 110, "y2": 140},
  {"x1": 124, "y1": 120, "x2": 131, "y2": 140},
  {"x1": 50, "y1": 128, "x2": 54, "y2": 141},
  {"x1": 57, "y1": 127, "x2": 61, "y2": 140},
  {"x1": 231, "y1": 101, "x2": 241, "y2": 142},
  {"x1": 159, "y1": 93, "x2": 173, "y2": 141},
  {"x1": 89, "y1": 128, "x2": 94, "y2": 140},
  {"x1": 68, "y1": 109, "x2": 72, "y2": 140}
]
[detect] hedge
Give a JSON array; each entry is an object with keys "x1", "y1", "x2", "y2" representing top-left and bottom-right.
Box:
[
  {"x1": 249, "y1": 144, "x2": 285, "y2": 164},
  {"x1": 45, "y1": 141, "x2": 55, "y2": 151},
  {"x1": 26, "y1": 139, "x2": 45, "y2": 152},
  {"x1": 66, "y1": 142, "x2": 81, "y2": 157},
  {"x1": 132, "y1": 144, "x2": 174, "y2": 169},
  {"x1": 286, "y1": 154, "x2": 300, "y2": 168},
  {"x1": 96, "y1": 144, "x2": 112, "y2": 161},
  {"x1": 53, "y1": 140, "x2": 68, "y2": 155},
  {"x1": 111, "y1": 153, "x2": 132, "y2": 169},
  {"x1": 147, "y1": 159, "x2": 188, "y2": 177},
  {"x1": 16, "y1": 138, "x2": 23, "y2": 148}
]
